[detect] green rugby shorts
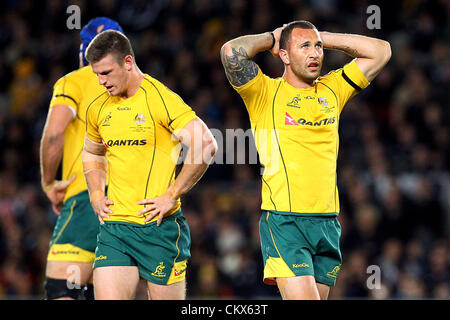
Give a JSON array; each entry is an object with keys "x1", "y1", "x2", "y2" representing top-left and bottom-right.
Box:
[
  {"x1": 47, "y1": 190, "x2": 99, "y2": 263},
  {"x1": 259, "y1": 210, "x2": 342, "y2": 287},
  {"x1": 94, "y1": 209, "x2": 191, "y2": 285}
]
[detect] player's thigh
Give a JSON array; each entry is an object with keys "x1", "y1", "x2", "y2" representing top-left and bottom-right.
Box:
[
  {"x1": 46, "y1": 191, "x2": 98, "y2": 287},
  {"x1": 147, "y1": 279, "x2": 186, "y2": 300},
  {"x1": 48, "y1": 191, "x2": 99, "y2": 257},
  {"x1": 136, "y1": 212, "x2": 191, "y2": 287},
  {"x1": 276, "y1": 275, "x2": 320, "y2": 300},
  {"x1": 94, "y1": 266, "x2": 140, "y2": 300},
  {"x1": 259, "y1": 212, "x2": 315, "y2": 285},
  {"x1": 46, "y1": 260, "x2": 93, "y2": 285},
  {"x1": 311, "y1": 217, "x2": 342, "y2": 288},
  {"x1": 316, "y1": 282, "x2": 330, "y2": 300}
]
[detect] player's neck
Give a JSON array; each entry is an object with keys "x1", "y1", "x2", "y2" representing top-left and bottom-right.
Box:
[
  {"x1": 282, "y1": 69, "x2": 315, "y2": 89},
  {"x1": 120, "y1": 66, "x2": 145, "y2": 99}
]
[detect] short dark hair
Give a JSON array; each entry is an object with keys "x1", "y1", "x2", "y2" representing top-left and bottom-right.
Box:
[
  {"x1": 85, "y1": 30, "x2": 134, "y2": 64},
  {"x1": 279, "y1": 20, "x2": 317, "y2": 50}
]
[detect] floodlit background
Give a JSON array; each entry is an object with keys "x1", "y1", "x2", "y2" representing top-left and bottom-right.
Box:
[{"x1": 0, "y1": 0, "x2": 448, "y2": 299}]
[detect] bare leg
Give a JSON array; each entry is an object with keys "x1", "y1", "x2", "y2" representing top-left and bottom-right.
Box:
[
  {"x1": 46, "y1": 260, "x2": 93, "y2": 300},
  {"x1": 147, "y1": 280, "x2": 186, "y2": 300},
  {"x1": 276, "y1": 275, "x2": 320, "y2": 300},
  {"x1": 93, "y1": 266, "x2": 140, "y2": 300},
  {"x1": 316, "y1": 282, "x2": 331, "y2": 300}
]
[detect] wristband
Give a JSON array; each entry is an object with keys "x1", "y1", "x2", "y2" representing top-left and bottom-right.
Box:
[
  {"x1": 42, "y1": 181, "x2": 56, "y2": 193},
  {"x1": 269, "y1": 32, "x2": 275, "y2": 49},
  {"x1": 89, "y1": 190, "x2": 105, "y2": 203}
]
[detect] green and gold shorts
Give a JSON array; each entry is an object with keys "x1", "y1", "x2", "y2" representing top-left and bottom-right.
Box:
[
  {"x1": 47, "y1": 190, "x2": 99, "y2": 263},
  {"x1": 93, "y1": 209, "x2": 190, "y2": 285},
  {"x1": 259, "y1": 211, "x2": 342, "y2": 287}
]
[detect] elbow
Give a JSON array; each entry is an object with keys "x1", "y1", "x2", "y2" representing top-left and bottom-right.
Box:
[
  {"x1": 380, "y1": 40, "x2": 392, "y2": 65},
  {"x1": 43, "y1": 130, "x2": 65, "y2": 145},
  {"x1": 220, "y1": 40, "x2": 238, "y2": 62},
  {"x1": 206, "y1": 136, "x2": 218, "y2": 158},
  {"x1": 211, "y1": 137, "x2": 218, "y2": 157},
  {"x1": 220, "y1": 42, "x2": 230, "y2": 62},
  {"x1": 203, "y1": 135, "x2": 218, "y2": 164}
]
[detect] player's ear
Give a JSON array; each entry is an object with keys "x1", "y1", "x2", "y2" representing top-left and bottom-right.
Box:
[
  {"x1": 279, "y1": 49, "x2": 290, "y2": 65},
  {"x1": 123, "y1": 55, "x2": 133, "y2": 71}
]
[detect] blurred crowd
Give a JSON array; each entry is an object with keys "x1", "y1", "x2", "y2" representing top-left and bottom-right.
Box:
[{"x1": 0, "y1": 0, "x2": 448, "y2": 299}]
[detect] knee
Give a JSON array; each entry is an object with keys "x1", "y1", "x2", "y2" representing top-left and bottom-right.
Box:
[
  {"x1": 44, "y1": 277, "x2": 84, "y2": 300},
  {"x1": 276, "y1": 276, "x2": 320, "y2": 300}
]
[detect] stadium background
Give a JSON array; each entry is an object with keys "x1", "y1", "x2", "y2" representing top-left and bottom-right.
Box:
[{"x1": 0, "y1": 0, "x2": 448, "y2": 299}]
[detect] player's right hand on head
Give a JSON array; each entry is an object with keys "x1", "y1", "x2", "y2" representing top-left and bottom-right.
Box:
[
  {"x1": 91, "y1": 197, "x2": 114, "y2": 225},
  {"x1": 270, "y1": 24, "x2": 287, "y2": 58}
]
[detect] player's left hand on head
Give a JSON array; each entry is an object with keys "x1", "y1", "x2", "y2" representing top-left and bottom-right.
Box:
[{"x1": 137, "y1": 191, "x2": 177, "y2": 226}]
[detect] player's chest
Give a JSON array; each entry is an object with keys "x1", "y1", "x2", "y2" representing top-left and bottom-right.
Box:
[
  {"x1": 97, "y1": 101, "x2": 155, "y2": 147},
  {"x1": 274, "y1": 89, "x2": 338, "y2": 132}
]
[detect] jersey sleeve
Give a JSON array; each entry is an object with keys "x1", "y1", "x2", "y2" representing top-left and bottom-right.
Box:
[
  {"x1": 230, "y1": 66, "x2": 271, "y2": 122},
  {"x1": 49, "y1": 75, "x2": 82, "y2": 117},
  {"x1": 152, "y1": 82, "x2": 198, "y2": 133},
  {"x1": 320, "y1": 59, "x2": 370, "y2": 113},
  {"x1": 85, "y1": 103, "x2": 102, "y2": 143}
]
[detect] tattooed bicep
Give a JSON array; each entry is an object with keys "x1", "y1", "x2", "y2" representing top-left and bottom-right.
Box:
[{"x1": 220, "y1": 46, "x2": 258, "y2": 87}]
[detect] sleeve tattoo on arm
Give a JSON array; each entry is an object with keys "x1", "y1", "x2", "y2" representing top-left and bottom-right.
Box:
[
  {"x1": 344, "y1": 46, "x2": 359, "y2": 57},
  {"x1": 221, "y1": 46, "x2": 258, "y2": 87}
]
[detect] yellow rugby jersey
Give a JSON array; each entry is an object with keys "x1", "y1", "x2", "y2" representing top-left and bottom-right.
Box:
[
  {"x1": 85, "y1": 75, "x2": 198, "y2": 225},
  {"x1": 232, "y1": 59, "x2": 369, "y2": 216},
  {"x1": 49, "y1": 66, "x2": 107, "y2": 202}
]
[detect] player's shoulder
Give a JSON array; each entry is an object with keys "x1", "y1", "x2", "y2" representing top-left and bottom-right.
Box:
[
  {"x1": 56, "y1": 66, "x2": 88, "y2": 83},
  {"x1": 235, "y1": 65, "x2": 280, "y2": 94},
  {"x1": 316, "y1": 59, "x2": 369, "y2": 93},
  {"x1": 140, "y1": 74, "x2": 184, "y2": 105},
  {"x1": 85, "y1": 90, "x2": 110, "y2": 117},
  {"x1": 256, "y1": 66, "x2": 281, "y2": 88},
  {"x1": 258, "y1": 66, "x2": 282, "y2": 84},
  {"x1": 54, "y1": 66, "x2": 97, "y2": 88},
  {"x1": 140, "y1": 74, "x2": 168, "y2": 94},
  {"x1": 318, "y1": 59, "x2": 365, "y2": 83},
  {"x1": 76, "y1": 65, "x2": 97, "y2": 78},
  {"x1": 316, "y1": 65, "x2": 344, "y2": 86}
]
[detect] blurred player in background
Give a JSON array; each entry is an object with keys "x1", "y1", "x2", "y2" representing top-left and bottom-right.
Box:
[
  {"x1": 82, "y1": 30, "x2": 217, "y2": 299},
  {"x1": 221, "y1": 20, "x2": 391, "y2": 299},
  {"x1": 39, "y1": 18, "x2": 124, "y2": 300}
]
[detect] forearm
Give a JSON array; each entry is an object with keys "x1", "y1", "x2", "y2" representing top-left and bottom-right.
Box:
[
  {"x1": 221, "y1": 32, "x2": 273, "y2": 60},
  {"x1": 40, "y1": 132, "x2": 64, "y2": 187},
  {"x1": 169, "y1": 135, "x2": 217, "y2": 199},
  {"x1": 40, "y1": 105, "x2": 75, "y2": 188},
  {"x1": 82, "y1": 150, "x2": 107, "y2": 201},
  {"x1": 82, "y1": 135, "x2": 108, "y2": 202},
  {"x1": 320, "y1": 31, "x2": 391, "y2": 81},
  {"x1": 169, "y1": 163, "x2": 208, "y2": 200},
  {"x1": 320, "y1": 31, "x2": 390, "y2": 59},
  {"x1": 84, "y1": 169, "x2": 106, "y2": 199}
]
